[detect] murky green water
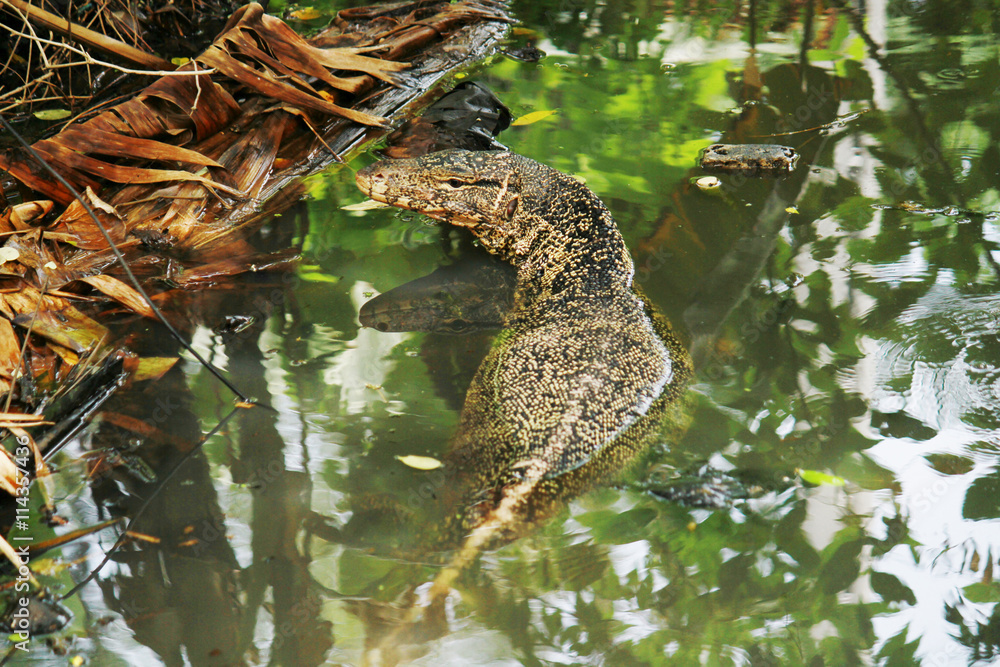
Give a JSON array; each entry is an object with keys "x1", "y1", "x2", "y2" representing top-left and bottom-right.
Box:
[{"x1": 12, "y1": 1, "x2": 1000, "y2": 664}]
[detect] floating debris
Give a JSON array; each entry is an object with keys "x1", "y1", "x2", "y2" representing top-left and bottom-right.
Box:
[
  {"x1": 341, "y1": 199, "x2": 390, "y2": 211},
  {"x1": 511, "y1": 109, "x2": 557, "y2": 126},
  {"x1": 396, "y1": 454, "x2": 443, "y2": 471},
  {"x1": 700, "y1": 143, "x2": 798, "y2": 175},
  {"x1": 797, "y1": 469, "x2": 847, "y2": 487}
]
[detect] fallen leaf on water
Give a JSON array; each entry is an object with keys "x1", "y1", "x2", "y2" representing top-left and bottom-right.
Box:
[
  {"x1": 797, "y1": 468, "x2": 846, "y2": 487},
  {"x1": 696, "y1": 176, "x2": 721, "y2": 189},
  {"x1": 80, "y1": 275, "x2": 156, "y2": 319},
  {"x1": 785, "y1": 206, "x2": 799, "y2": 214},
  {"x1": 33, "y1": 109, "x2": 72, "y2": 121},
  {"x1": 396, "y1": 454, "x2": 443, "y2": 471},
  {"x1": 10, "y1": 303, "x2": 109, "y2": 353},
  {"x1": 512, "y1": 109, "x2": 557, "y2": 126},
  {"x1": 341, "y1": 199, "x2": 389, "y2": 211},
  {"x1": 132, "y1": 357, "x2": 179, "y2": 382}
]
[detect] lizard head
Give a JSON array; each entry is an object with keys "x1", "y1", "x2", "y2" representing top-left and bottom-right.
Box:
[{"x1": 356, "y1": 150, "x2": 526, "y2": 257}]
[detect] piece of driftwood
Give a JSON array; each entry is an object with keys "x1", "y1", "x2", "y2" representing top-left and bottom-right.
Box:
[
  {"x1": 700, "y1": 143, "x2": 798, "y2": 174},
  {"x1": 0, "y1": 0, "x2": 511, "y2": 411}
]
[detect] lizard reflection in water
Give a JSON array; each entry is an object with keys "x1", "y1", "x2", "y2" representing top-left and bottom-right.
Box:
[{"x1": 353, "y1": 150, "x2": 692, "y2": 593}]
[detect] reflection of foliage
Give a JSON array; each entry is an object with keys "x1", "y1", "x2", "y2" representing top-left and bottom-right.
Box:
[
  {"x1": 421, "y1": 0, "x2": 1000, "y2": 663},
  {"x1": 54, "y1": 0, "x2": 996, "y2": 663}
]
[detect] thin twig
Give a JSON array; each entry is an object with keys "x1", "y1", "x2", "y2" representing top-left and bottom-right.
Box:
[
  {"x1": 0, "y1": 28, "x2": 216, "y2": 77},
  {"x1": 4, "y1": 0, "x2": 51, "y2": 77},
  {"x1": 0, "y1": 95, "x2": 92, "y2": 114},
  {"x1": 0, "y1": 71, "x2": 53, "y2": 102},
  {"x1": 190, "y1": 60, "x2": 204, "y2": 114}
]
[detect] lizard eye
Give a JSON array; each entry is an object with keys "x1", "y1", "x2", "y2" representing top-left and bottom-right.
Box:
[
  {"x1": 445, "y1": 179, "x2": 465, "y2": 188},
  {"x1": 505, "y1": 195, "x2": 519, "y2": 218}
]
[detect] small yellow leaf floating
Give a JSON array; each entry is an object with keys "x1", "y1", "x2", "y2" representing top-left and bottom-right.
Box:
[
  {"x1": 70, "y1": 656, "x2": 85, "y2": 667},
  {"x1": 0, "y1": 247, "x2": 19, "y2": 264},
  {"x1": 289, "y1": 7, "x2": 323, "y2": 20},
  {"x1": 341, "y1": 199, "x2": 389, "y2": 211},
  {"x1": 696, "y1": 176, "x2": 721, "y2": 190},
  {"x1": 33, "y1": 109, "x2": 71, "y2": 121},
  {"x1": 171, "y1": 57, "x2": 190, "y2": 66},
  {"x1": 133, "y1": 357, "x2": 180, "y2": 382},
  {"x1": 797, "y1": 468, "x2": 846, "y2": 487},
  {"x1": 396, "y1": 454, "x2": 443, "y2": 471},
  {"x1": 512, "y1": 110, "x2": 558, "y2": 126},
  {"x1": 785, "y1": 206, "x2": 799, "y2": 214},
  {"x1": 512, "y1": 27, "x2": 540, "y2": 38}
]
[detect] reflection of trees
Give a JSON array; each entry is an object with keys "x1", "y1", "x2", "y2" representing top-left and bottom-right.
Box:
[
  {"x1": 482, "y1": 0, "x2": 1000, "y2": 663},
  {"x1": 74, "y1": 210, "x2": 336, "y2": 665},
  {"x1": 37, "y1": 0, "x2": 1000, "y2": 663}
]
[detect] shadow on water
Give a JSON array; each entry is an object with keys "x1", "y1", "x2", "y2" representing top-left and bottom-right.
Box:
[{"x1": 5, "y1": 0, "x2": 1000, "y2": 664}]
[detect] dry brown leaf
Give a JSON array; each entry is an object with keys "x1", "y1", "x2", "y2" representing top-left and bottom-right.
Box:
[
  {"x1": 46, "y1": 191, "x2": 129, "y2": 251},
  {"x1": 0, "y1": 449, "x2": 18, "y2": 496},
  {"x1": 5, "y1": 287, "x2": 109, "y2": 353},
  {"x1": 9, "y1": 201, "x2": 55, "y2": 227},
  {"x1": 0, "y1": 319, "x2": 21, "y2": 379},
  {"x1": 32, "y1": 139, "x2": 243, "y2": 197},
  {"x1": 79, "y1": 275, "x2": 156, "y2": 318},
  {"x1": 57, "y1": 127, "x2": 224, "y2": 168},
  {"x1": 196, "y1": 45, "x2": 386, "y2": 127}
]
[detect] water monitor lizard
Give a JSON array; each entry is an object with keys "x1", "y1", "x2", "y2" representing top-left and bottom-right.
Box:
[{"x1": 354, "y1": 150, "x2": 692, "y2": 591}]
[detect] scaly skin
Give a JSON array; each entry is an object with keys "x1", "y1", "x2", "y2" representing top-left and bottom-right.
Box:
[
  {"x1": 352, "y1": 151, "x2": 692, "y2": 589},
  {"x1": 357, "y1": 150, "x2": 690, "y2": 481}
]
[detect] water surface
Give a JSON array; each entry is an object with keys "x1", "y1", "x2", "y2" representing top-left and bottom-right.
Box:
[{"x1": 15, "y1": 1, "x2": 1000, "y2": 664}]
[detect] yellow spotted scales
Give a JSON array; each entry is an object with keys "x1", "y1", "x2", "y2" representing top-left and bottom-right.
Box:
[{"x1": 355, "y1": 151, "x2": 691, "y2": 589}]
